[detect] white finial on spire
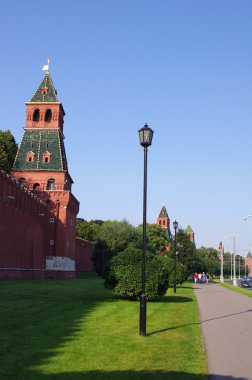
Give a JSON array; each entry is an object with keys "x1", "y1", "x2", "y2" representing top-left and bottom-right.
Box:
[{"x1": 42, "y1": 58, "x2": 51, "y2": 73}]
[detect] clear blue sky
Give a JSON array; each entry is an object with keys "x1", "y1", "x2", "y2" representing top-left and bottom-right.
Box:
[{"x1": 1, "y1": 0, "x2": 252, "y2": 254}]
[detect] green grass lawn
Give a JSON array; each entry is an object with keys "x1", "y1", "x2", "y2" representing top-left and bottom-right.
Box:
[
  {"x1": 0, "y1": 275, "x2": 207, "y2": 380},
  {"x1": 217, "y1": 280, "x2": 252, "y2": 298}
]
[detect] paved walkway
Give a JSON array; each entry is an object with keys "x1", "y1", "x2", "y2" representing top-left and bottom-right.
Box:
[{"x1": 194, "y1": 283, "x2": 252, "y2": 380}]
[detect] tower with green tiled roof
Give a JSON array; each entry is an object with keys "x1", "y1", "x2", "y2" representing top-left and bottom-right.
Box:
[
  {"x1": 157, "y1": 205, "x2": 172, "y2": 241},
  {"x1": 12, "y1": 70, "x2": 68, "y2": 175},
  {"x1": 11, "y1": 66, "x2": 79, "y2": 260},
  {"x1": 185, "y1": 225, "x2": 195, "y2": 243}
]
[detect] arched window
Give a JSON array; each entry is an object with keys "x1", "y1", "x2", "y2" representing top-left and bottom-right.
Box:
[
  {"x1": 46, "y1": 178, "x2": 56, "y2": 190},
  {"x1": 26, "y1": 151, "x2": 35, "y2": 162},
  {"x1": 33, "y1": 109, "x2": 40, "y2": 122},
  {"x1": 45, "y1": 109, "x2": 52, "y2": 122},
  {"x1": 33, "y1": 183, "x2": 40, "y2": 190}
]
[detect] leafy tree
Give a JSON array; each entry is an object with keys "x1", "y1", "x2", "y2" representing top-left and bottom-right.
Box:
[
  {"x1": 92, "y1": 220, "x2": 138, "y2": 277},
  {"x1": 137, "y1": 224, "x2": 168, "y2": 254},
  {"x1": 168, "y1": 229, "x2": 198, "y2": 275},
  {"x1": 90, "y1": 219, "x2": 104, "y2": 226},
  {"x1": 105, "y1": 245, "x2": 169, "y2": 300},
  {"x1": 97, "y1": 220, "x2": 138, "y2": 256},
  {"x1": 197, "y1": 247, "x2": 220, "y2": 276},
  {"x1": 0, "y1": 130, "x2": 18, "y2": 172},
  {"x1": 76, "y1": 218, "x2": 100, "y2": 242},
  {"x1": 159, "y1": 256, "x2": 188, "y2": 287},
  {"x1": 223, "y1": 252, "x2": 232, "y2": 276},
  {"x1": 92, "y1": 240, "x2": 112, "y2": 277}
]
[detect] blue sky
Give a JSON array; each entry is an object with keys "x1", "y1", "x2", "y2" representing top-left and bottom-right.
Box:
[{"x1": 1, "y1": 0, "x2": 252, "y2": 253}]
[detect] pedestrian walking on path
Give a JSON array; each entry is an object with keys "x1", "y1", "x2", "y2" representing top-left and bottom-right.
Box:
[{"x1": 195, "y1": 283, "x2": 252, "y2": 380}]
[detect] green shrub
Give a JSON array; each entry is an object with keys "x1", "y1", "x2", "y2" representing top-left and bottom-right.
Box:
[
  {"x1": 105, "y1": 246, "x2": 169, "y2": 300},
  {"x1": 160, "y1": 256, "x2": 188, "y2": 286}
]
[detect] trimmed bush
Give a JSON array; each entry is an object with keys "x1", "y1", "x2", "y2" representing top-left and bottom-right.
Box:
[
  {"x1": 160, "y1": 256, "x2": 188, "y2": 286},
  {"x1": 105, "y1": 246, "x2": 169, "y2": 300}
]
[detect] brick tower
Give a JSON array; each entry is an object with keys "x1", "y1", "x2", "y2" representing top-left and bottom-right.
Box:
[
  {"x1": 157, "y1": 205, "x2": 172, "y2": 241},
  {"x1": 185, "y1": 225, "x2": 195, "y2": 243},
  {"x1": 11, "y1": 66, "x2": 79, "y2": 270}
]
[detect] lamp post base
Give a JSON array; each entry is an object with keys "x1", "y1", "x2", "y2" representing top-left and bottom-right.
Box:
[
  {"x1": 233, "y1": 278, "x2": 237, "y2": 286},
  {"x1": 139, "y1": 294, "x2": 147, "y2": 336}
]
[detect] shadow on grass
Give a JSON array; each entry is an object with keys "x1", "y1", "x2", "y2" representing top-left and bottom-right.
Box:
[
  {"x1": 0, "y1": 276, "x2": 203, "y2": 380},
  {"x1": 12, "y1": 370, "x2": 248, "y2": 380},
  {"x1": 147, "y1": 321, "x2": 198, "y2": 336},
  {"x1": 156, "y1": 296, "x2": 193, "y2": 303},
  {"x1": 0, "y1": 275, "x2": 117, "y2": 380}
]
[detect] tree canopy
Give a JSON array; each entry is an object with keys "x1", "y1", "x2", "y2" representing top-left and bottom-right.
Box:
[
  {"x1": 76, "y1": 218, "x2": 101, "y2": 242},
  {"x1": 138, "y1": 223, "x2": 168, "y2": 254},
  {"x1": 0, "y1": 130, "x2": 18, "y2": 172},
  {"x1": 97, "y1": 219, "x2": 138, "y2": 255}
]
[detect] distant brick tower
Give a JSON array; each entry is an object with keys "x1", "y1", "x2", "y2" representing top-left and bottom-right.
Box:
[
  {"x1": 185, "y1": 225, "x2": 195, "y2": 243},
  {"x1": 218, "y1": 241, "x2": 223, "y2": 257},
  {"x1": 157, "y1": 205, "x2": 172, "y2": 241},
  {"x1": 11, "y1": 65, "x2": 79, "y2": 268},
  {"x1": 245, "y1": 251, "x2": 252, "y2": 276}
]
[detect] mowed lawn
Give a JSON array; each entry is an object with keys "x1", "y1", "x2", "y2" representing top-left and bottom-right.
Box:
[{"x1": 0, "y1": 274, "x2": 207, "y2": 380}]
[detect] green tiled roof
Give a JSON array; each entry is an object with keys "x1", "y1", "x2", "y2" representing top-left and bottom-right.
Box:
[
  {"x1": 158, "y1": 205, "x2": 169, "y2": 218},
  {"x1": 13, "y1": 130, "x2": 68, "y2": 171},
  {"x1": 30, "y1": 72, "x2": 59, "y2": 103},
  {"x1": 185, "y1": 225, "x2": 194, "y2": 233}
]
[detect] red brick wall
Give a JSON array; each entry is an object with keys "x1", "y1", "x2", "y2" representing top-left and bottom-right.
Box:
[
  {"x1": 75, "y1": 237, "x2": 94, "y2": 273},
  {"x1": 0, "y1": 170, "x2": 87, "y2": 279},
  {"x1": 0, "y1": 170, "x2": 52, "y2": 279}
]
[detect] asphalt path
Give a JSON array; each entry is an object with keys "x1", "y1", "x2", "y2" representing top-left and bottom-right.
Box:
[{"x1": 194, "y1": 282, "x2": 252, "y2": 380}]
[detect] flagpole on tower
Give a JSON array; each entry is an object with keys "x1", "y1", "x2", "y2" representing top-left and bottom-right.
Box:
[{"x1": 42, "y1": 59, "x2": 51, "y2": 73}]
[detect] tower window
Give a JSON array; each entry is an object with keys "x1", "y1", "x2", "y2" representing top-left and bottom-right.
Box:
[
  {"x1": 33, "y1": 183, "x2": 40, "y2": 190},
  {"x1": 42, "y1": 151, "x2": 51, "y2": 163},
  {"x1": 47, "y1": 178, "x2": 56, "y2": 190},
  {"x1": 26, "y1": 151, "x2": 35, "y2": 162},
  {"x1": 163, "y1": 220, "x2": 165, "y2": 226},
  {"x1": 45, "y1": 109, "x2": 52, "y2": 122},
  {"x1": 33, "y1": 109, "x2": 40, "y2": 122}
]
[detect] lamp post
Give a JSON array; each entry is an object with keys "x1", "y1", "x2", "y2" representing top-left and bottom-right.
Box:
[
  {"x1": 233, "y1": 215, "x2": 251, "y2": 286},
  {"x1": 220, "y1": 244, "x2": 224, "y2": 283},
  {"x1": 220, "y1": 236, "x2": 232, "y2": 283},
  {"x1": 173, "y1": 220, "x2": 178, "y2": 293},
  {"x1": 138, "y1": 123, "x2": 154, "y2": 337},
  {"x1": 238, "y1": 254, "x2": 241, "y2": 279},
  {"x1": 230, "y1": 249, "x2": 233, "y2": 280}
]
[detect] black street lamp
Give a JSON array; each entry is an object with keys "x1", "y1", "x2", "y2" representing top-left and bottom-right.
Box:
[
  {"x1": 138, "y1": 123, "x2": 154, "y2": 337},
  {"x1": 173, "y1": 220, "x2": 178, "y2": 293}
]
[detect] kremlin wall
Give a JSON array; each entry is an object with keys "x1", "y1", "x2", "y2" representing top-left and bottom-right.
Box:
[{"x1": 0, "y1": 167, "x2": 94, "y2": 279}]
